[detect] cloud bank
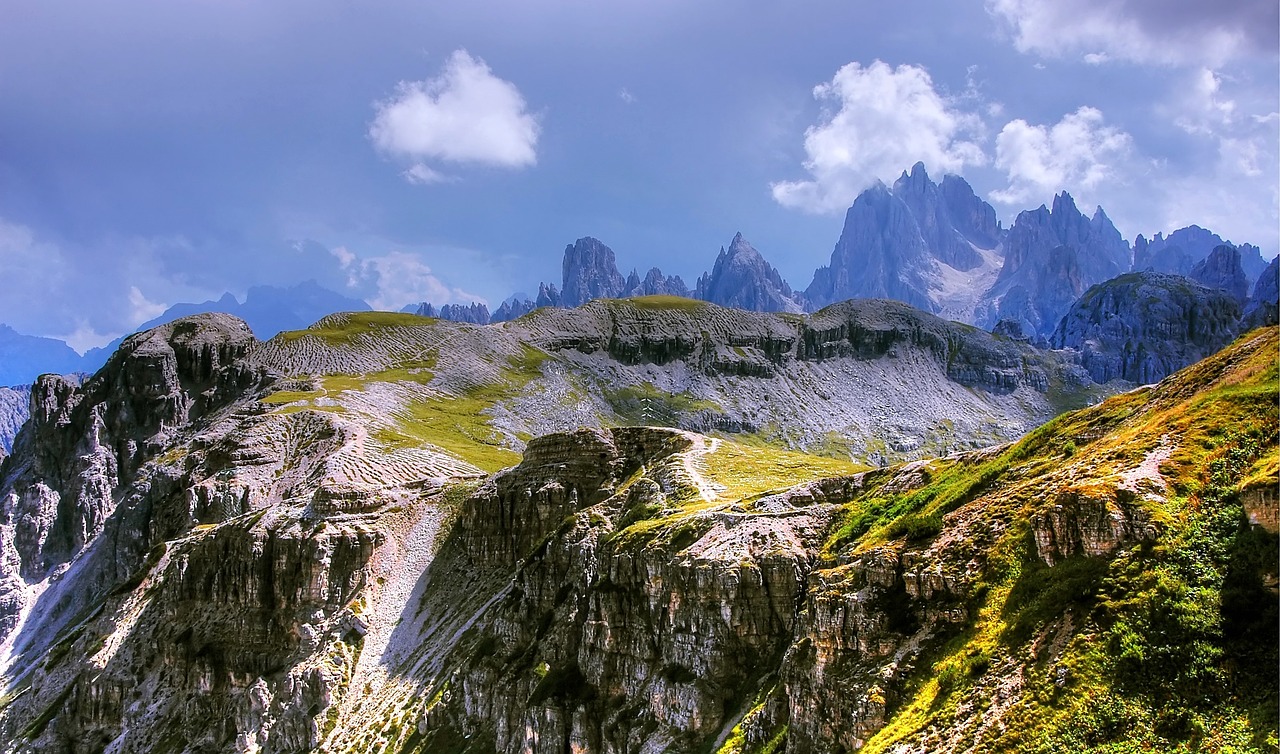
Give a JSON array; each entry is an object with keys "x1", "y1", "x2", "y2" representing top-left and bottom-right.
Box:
[{"x1": 988, "y1": 0, "x2": 1279, "y2": 67}]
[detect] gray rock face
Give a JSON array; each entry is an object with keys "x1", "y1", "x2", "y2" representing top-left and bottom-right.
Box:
[
  {"x1": 626, "y1": 267, "x2": 690, "y2": 298},
  {"x1": 1238, "y1": 243, "x2": 1269, "y2": 286},
  {"x1": 1050, "y1": 272, "x2": 1241, "y2": 384},
  {"x1": 806, "y1": 181, "x2": 936, "y2": 312},
  {"x1": 536, "y1": 281, "x2": 562, "y2": 308},
  {"x1": 1190, "y1": 244, "x2": 1250, "y2": 304},
  {"x1": 1243, "y1": 256, "x2": 1279, "y2": 328},
  {"x1": 980, "y1": 192, "x2": 1131, "y2": 337},
  {"x1": 0, "y1": 313, "x2": 266, "y2": 621},
  {"x1": 694, "y1": 233, "x2": 805, "y2": 313},
  {"x1": 561, "y1": 237, "x2": 628, "y2": 306},
  {"x1": 894, "y1": 163, "x2": 984, "y2": 270},
  {"x1": 1133, "y1": 225, "x2": 1222, "y2": 276},
  {"x1": 490, "y1": 298, "x2": 538, "y2": 323},
  {"x1": 804, "y1": 164, "x2": 1005, "y2": 317},
  {"x1": 0, "y1": 386, "x2": 29, "y2": 454},
  {"x1": 940, "y1": 174, "x2": 1002, "y2": 250},
  {"x1": 416, "y1": 302, "x2": 492, "y2": 324}
]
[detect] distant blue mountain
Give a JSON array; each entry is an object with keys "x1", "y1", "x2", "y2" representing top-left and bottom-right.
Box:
[
  {"x1": 0, "y1": 326, "x2": 85, "y2": 387},
  {"x1": 80, "y1": 280, "x2": 371, "y2": 372}
]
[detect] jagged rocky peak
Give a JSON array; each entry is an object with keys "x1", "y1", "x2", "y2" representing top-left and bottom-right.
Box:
[
  {"x1": 981, "y1": 191, "x2": 1131, "y2": 337},
  {"x1": 625, "y1": 266, "x2": 690, "y2": 298},
  {"x1": 1243, "y1": 256, "x2": 1279, "y2": 328},
  {"x1": 415, "y1": 301, "x2": 491, "y2": 324},
  {"x1": 1133, "y1": 224, "x2": 1222, "y2": 276},
  {"x1": 561, "y1": 236, "x2": 627, "y2": 306},
  {"x1": 490, "y1": 297, "x2": 537, "y2": 323},
  {"x1": 806, "y1": 166, "x2": 1006, "y2": 320},
  {"x1": 805, "y1": 179, "x2": 936, "y2": 312},
  {"x1": 0, "y1": 313, "x2": 268, "y2": 603},
  {"x1": 892, "y1": 162, "x2": 984, "y2": 270},
  {"x1": 1051, "y1": 272, "x2": 1241, "y2": 384},
  {"x1": 536, "y1": 281, "x2": 562, "y2": 308},
  {"x1": 940, "y1": 173, "x2": 1002, "y2": 249},
  {"x1": 1190, "y1": 244, "x2": 1250, "y2": 304},
  {"x1": 1237, "y1": 243, "x2": 1269, "y2": 285},
  {"x1": 695, "y1": 232, "x2": 804, "y2": 313}
]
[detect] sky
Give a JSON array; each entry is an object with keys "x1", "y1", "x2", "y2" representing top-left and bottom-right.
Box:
[{"x1": 1, "y1": 0, "x2": 1276, "y2": 350}]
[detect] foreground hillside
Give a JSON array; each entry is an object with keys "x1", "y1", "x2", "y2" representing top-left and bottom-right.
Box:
[{"x1": 0, "y1": 308, "x2": 1272, "y2": 753}]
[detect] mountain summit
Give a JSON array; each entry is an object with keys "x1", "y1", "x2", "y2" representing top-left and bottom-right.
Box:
[
  {"x1": 978, "y1": 192, "x2": 1131, "y2": 336},
  {"x1": 694, "y1": 233, "x2": 805, "y2": 313},
  {"x1": 560, "y1": 237, "x2": 629, "y2": 306},
  {"x1": 805, "y1": 163, "x2": 1006, "y2": 320}
]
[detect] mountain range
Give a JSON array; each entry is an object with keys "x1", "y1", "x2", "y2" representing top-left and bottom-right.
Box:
[
  {"x1": 2, "y1": 167, "x2": 1275, "y2": 389},
  {"x1": 412, "y1": 164, "x2": 1274, "y2": 344}
]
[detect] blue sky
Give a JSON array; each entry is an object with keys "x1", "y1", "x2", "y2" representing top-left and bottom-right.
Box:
[{"x1": 1, "y1": 0, "x2": 1276, "y2": 350}]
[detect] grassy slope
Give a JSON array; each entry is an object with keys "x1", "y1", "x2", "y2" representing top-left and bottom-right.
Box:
[{"x1": 847, "y1": 327, "x2": 1279, "y2": 753}]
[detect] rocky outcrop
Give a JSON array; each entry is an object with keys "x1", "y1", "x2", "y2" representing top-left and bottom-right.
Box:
[
  {"x1": 694, "y1": 233, "x2": 805, "y2": 313},
  {"x1": 537, "y1": 282, "x2": 563, "y2": 308},
  {"x1": 1190, "y1": 244, "x2": 1249, "y2": 304},
  {"x1": 397, "y1": 429, "x2": 975, "y2": 753},
  {"x1": 1031, "y1": 489, "x2": 1158, "y2": 566},
  {"x1": 523, "y1": 297, "x2": 1062, "y2": 396},
  {"x1": 894, "y1": 163, "x2": 985, "y2": 270},
  {"x1": 939, "y1": 174, "x2": 1002, "y2": 250},
  {"x1": 491, "y1": 297, "x2": 538, "y2": 323},
  {"x1": 979, "y1": 192, "x2": 1131, "y2": 337},
  {"x1": 1243, "y1": 256, "x2": 1279, "y2": 329},
  {"x1": 1050, "y1": 272, "x2": 1241, "y2": 384},
  {"x1": 0, "y1": 314, "x2": 267, "y2": 620}
]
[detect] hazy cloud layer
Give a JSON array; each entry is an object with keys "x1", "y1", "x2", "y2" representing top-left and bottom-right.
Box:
[
  {"x1": 771, "y1": 61, "x2": 986, "y2": 213},
  {"x1": 332, "y1": 247, "x2": 485, "y2": 311},
  {"x1": 992, "y1": 107, "x2": 1132, "y2": 205},
  {"x1": 370, "y1": 50, "x2": 539, "y2": 182},
  {"x1": 988, "y1": 0, "x2": 1280, "y2": 66}
]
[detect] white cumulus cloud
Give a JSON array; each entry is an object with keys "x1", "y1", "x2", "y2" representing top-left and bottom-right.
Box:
[
  {"x1": 988, "y1": 0, "x2": 1278, "y2": 67},
  {"x1": 369, "y1": 49, "x2": 539, "y2": 182},
  {"x1": 991, "y1": 107, "x2": 1132, "y2": 205},
  {"x1": 771, "y1": 60, "x2": 986, "y2": 214}
]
